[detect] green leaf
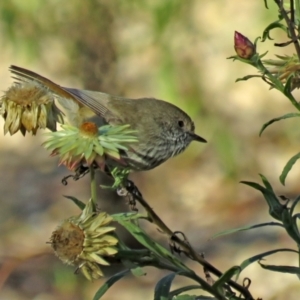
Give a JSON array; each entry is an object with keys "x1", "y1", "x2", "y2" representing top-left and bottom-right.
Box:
[
  {"x1": 280, "y1": 152, "x2": 300, "y2": 185},
  {"x1": 259, "y1": 174, "x2": 274, "y2": 191},
  {"x1": 259, "y1": 261, "x2": 300, "y2": 275},
  {"x1": 290, "y1": 194, "x2": 300, "y2": 216},
  {"x1": 63, "y1": 195, "x2": 85, "y2": 210},
  {"x1": 259, "y1": 113, "x2": 300, "y2": 136},
  {"x1": 241, "y1": 179, "x2": 284, "y2": 220},
  {"x1": 281, "y1": 209, "x2": 300, "y2": 244},
  {"x1": 171, "y1": 296, "x2": 196, "y2": 300},
  {"x1": 212, "y1": 266, "x2": 240, "y2": 292},
  {"x1": 154, "y1": 273, "x2": 176, "y2": 300},
  {"x1": 131, "y1": 267, "x2": 146, "y2": 277},
  {"x1": 227, "y1": 55, "x2": 256, "y2": 66},
  {"x1": 235, "y1": 75, "x2": 262, "y2": 82},
  {"x1": 112, "y1": 212, "x2": 146, "y2": 221},
  {"x1": 92, "y1": 269, "x2": 130, "y2": 300},
  {"x1": 175, "y1": 297, "x2": 216, "y2": 300},
  {"x1": 284, "y1": 74, "x2": 293, "y2": 94},
  {"x1": 239, "y1": 248, "x2": 298, "y2": 273},
  {"x1": 283, "y1": 76, "x2": 300, "y2": 111},
  {"x1": 262, "y1": 20, "x2": 286, "y2": 41},
  {"x1": 210, "y1": 222, "x2": 284, "y2": 240},
  {"x1": 112, "y1": 214, "x2": 189, "y2": 271},
  {"x1": 173, "y1": 296, "x2": 212, "y2": 300},
  {"x1": 169, "y1": 285, "x2": 202, "y2": 298}
]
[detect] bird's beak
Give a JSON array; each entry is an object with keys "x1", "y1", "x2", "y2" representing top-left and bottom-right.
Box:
[{"x1": 189, "y1": 132, "x2": 207, "y2": 143}]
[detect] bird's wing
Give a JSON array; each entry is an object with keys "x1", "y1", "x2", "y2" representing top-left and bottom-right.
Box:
[
  {"x1": 63, "y1": 88, "x2": 111, "y2": 119},
  {"x1": 9, "y1": 65, "x2": 77, "y2": 101},
  {"x1": 9, "y1": 65, "x2": 113, "y2": 120}
]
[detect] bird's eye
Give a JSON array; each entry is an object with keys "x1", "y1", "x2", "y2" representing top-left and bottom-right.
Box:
[{"x1": 178, "y1": 120, "x2": 184, "y2": 128}]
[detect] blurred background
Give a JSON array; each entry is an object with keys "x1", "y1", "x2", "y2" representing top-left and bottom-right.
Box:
[{"x1": 0, "y1": 0, "x2": 300, "y2": 299}]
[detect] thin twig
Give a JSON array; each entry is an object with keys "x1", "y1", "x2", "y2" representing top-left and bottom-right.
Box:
[{"x1": 125, "y1": 181, "x2": 254, "y2": 300}]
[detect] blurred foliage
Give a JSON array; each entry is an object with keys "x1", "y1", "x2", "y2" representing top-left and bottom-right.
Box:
[
  {"x1": 0, "y1": 0, "x2": 206, "y2": 106},
  {"x1": 1, "y1": 0, "x2": 300, "y2": 300}
]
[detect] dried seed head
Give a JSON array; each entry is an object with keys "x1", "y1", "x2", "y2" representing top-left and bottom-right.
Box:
[
  {"x1": 0, "y1": 81, "x2": 63, "y2": 135},
  {"x1": 50, "y1": 199, "x2": 118, "y2": 280}
]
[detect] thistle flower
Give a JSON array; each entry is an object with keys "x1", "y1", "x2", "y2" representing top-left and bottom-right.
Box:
[
  {"x1": 43, "y1": 122, "x2": 138, "y2": 170},
  {"x1": 234, "y1": 31, "x2": 255, "y2": 59},
  {"x1": 50, "y1": 199, "x2": 118, "y2": 280},
  {"x1": 0, "y1": 81, "x2": 64, "y2": 135},
  {"x1": 264, "y1": 54, "x2": 300, "y2": 90}
]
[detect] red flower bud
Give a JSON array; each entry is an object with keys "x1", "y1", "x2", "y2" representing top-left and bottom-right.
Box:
[{"x1": 234, "y1": 31, "x2": 255, "y2": 59}]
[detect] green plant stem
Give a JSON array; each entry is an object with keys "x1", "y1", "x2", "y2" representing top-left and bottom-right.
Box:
[
  {"x1": 298, "y1": 244, "x2": 300, "y2": 275},
  {"x1": 296, "y1": 0, "x2": 300, "y2": 21},
  {"x1": 275, "y1": 0, "x2": 300, "y2": 60},
  {"x1": 90, "y1": 166, "x2": 97, "y2": 205},
  {"x1": 135, "y1": 257, "x2": 227, "y2": 300},
  {"x1": 291, "y1": 0, "x2": 295, "y2": 24},
  {"x1": 131, "y1": 190, "x2": 254, "y2": 300},
  {"x1": 253, "y1": 56, "x2": 300, "y2": 110}
]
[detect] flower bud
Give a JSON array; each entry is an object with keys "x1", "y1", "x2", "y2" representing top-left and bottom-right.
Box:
[{"x1": 234, "y1": 31, "x2": 255, "y2": 59}]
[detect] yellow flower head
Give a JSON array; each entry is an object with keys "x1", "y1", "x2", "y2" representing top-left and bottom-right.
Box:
[
  {"x1": 0, "y1": 81, "x2": 64, "y2": 135},
  {"x1": 50, "y1": 199, "x2": 118, "y2": 280},
  {"x1": 43, "y1": 122, "x2": 138, "y2": 170}
]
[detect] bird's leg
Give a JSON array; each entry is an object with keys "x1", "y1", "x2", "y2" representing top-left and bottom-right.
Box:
[
  {"x1": 169, "y1": 231, "x2": 192, "y2": 258},
  {"x1": 125, "y1": 179, "x2": 143, "y2": 198},
  {"x1": 116, "y1": 180, "x2": 139, "y2": 211},
  {"x1": 201, "y1": 253, "x2": 215, "y2": 285},
  {"x1": 61, "y1": 164, "x2": 92, "y2": 185},
  {"x1": 124, "y1": 179, "x2": 144, "y2": 211}
]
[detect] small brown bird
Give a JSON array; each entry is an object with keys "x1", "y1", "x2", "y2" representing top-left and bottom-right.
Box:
[{"x1": 9, "y1": 65, "x2": 206, "y2": 171}]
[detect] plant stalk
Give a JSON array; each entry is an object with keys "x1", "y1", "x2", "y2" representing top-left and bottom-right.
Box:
[{"x1": 90, "y1": 166, "x2": 97, "y2": 205}]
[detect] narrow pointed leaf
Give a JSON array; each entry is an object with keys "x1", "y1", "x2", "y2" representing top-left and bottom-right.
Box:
[
  {"x1": 280, "y1": 152, "x2": 300, "y2": 185},
  {"x1": 290, "y1": 195, "x2": 300, "y2": 216},
  {"x1": 92, "y1": 269, "x2": 130, "y2": 300},
  {"x1": 211, "y1": 222, "x2": 284, "y2": 240},
  {"x1": 239, "y1": 248, "x2": 298, "y2": 273},
  {"x1": 212, "y1": 266, "x2": 240, "y2": 291},
  {"x1": 173, "y1": 296, "x2": 206, "y2": 300},
  {"x1": 284, "y1": 76, "x2": 300, "y2": 111},
  {"x1": 259, "y1": 261, "x2": 300, "y2": 275},
  {"x1": 235, "y1": 75, "x2": 262, "y2": 82},
  {"x1": 175, "y1": 297, "x2": 216, "y2": 300},
  {"x1": 241, "y1": 180, "x2": 284, "y2": 220},
  {"x1": 63, "y1": 195, "x2": 86, "y2": 210},
  {"x1": 112, "y1": 214, "x2": 189, "y2": 271},
  {"x1": 262, "y1": 20, "x2": 286, "y2": 41},
  {"x1": 259, "y1": 174, "x2": 274, "y2": 191},
  {"x1": 169, "y1": 285, "x2": 202, "y2": 298},
  {"x1": 112, "y1": 212, "x2": 147, "y2": 221},
  {"x1": 259, "y1": 113, "x2": 300, "y2": 136},
  {"x1": 154, "y1": 272, "x2": 176, "y2": 300},
  {"x1": 281, "y1": 209, "x2": 300, "y2": 244}
]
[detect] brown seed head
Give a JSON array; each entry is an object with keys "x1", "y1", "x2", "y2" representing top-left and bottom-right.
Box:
[{"x1": 79, "y1": 122, "x2": 98, "y2": 137}]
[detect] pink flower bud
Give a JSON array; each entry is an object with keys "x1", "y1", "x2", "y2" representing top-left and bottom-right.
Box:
[{"x1": 234, "y1": 31, "x2": 255, "y2": 59}]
